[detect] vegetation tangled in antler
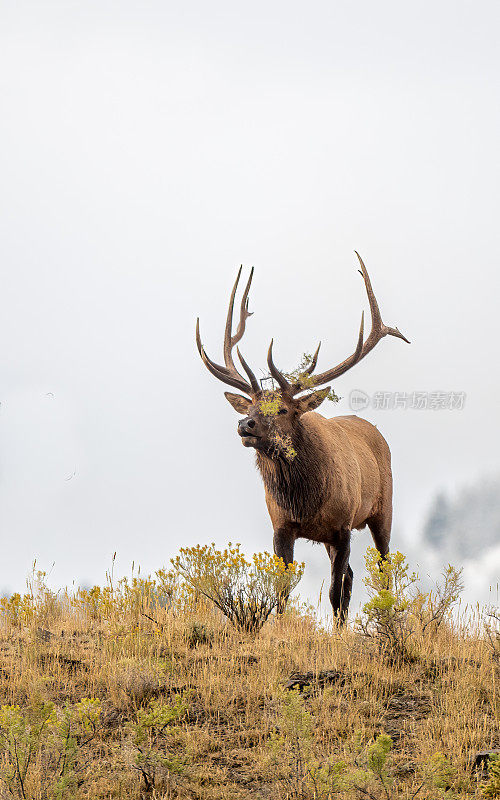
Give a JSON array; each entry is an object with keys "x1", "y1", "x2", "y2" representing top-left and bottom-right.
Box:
[{"x1": 254, "y1": 353, "x2": 341, "y2": 462}]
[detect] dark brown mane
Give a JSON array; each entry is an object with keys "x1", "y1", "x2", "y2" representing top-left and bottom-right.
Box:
[{"x1": 256, "y1": 421, "x2": 325, "y2": 522}]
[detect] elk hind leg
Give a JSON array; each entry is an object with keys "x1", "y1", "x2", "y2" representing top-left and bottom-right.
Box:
[
  {"x1": 367, "y1": 513, "x2": 391, "y2": 558},
  {"x1": 367, "y1": 513, "x2": 391, "y2": 588}
]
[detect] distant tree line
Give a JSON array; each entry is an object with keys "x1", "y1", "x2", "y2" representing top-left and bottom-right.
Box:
[{"x1": 423, "y1": 476, "x2": 500, "y2": 559}]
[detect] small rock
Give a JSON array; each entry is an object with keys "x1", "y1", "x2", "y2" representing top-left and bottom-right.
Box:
[
  {"x1": 284, "y1": 669, "x2": 344, "y2": 691},
  {"x1": 470, "y1": 750, "x2": 500, "y2": 777}
]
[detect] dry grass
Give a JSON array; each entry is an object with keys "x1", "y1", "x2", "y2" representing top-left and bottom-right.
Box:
[{"x1": 0, "y1": 575, "x2": 498, "y2": 799}]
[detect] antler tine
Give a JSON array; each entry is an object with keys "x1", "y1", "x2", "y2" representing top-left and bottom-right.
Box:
[
  {"x1": 292, "y1": 312, "x2": 364, "y2": 392},
  {"x1": 303, "y1": 253, "x2": 409, "y2": 389},
  {"x1": 237, "y1": 347, "x2": 261, "y2": 395},
  {"x1": 196, "y1": 318, "x2": 253, "y2": 394},
  {"x1": 222, "y1": 265, "x2": 241, "y2": 372},
  {"x1": 196, "y1": 268, "x2": 260, "y2": 397},
  {"x1": 232, "y1": 267, "x2": 254, "y2": 347},
  {"x1": 224, "y1": 267, "x2": 254, "y2": 372},
  {"x1": 355, "y1": 252, "x2": 382, "y2": 331},
  {"x1": 303, "y1": 342, "x2": 321, "y2": 376},
  {"x1": 355, "y1": 252, "x2": 410, "y2": 346},
  {"x1": 267, "y1": 340, "x2": 293, "y2": 396}
]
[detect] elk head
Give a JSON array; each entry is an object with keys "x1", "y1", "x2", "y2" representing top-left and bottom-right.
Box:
[{"x1": 195, "y1": 254, "x2": 409, "y2": 460}]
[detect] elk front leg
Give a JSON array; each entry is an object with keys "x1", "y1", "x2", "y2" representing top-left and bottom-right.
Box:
[
  {"x1": 326, "y1": 530, "x2": 352, "y2": 624},
  {"x1": 273, "y1": 528, "x2": 295, "y2": 614}
]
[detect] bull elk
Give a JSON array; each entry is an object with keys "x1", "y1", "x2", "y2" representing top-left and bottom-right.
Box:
[{"x1": 196, "y1": 254, "x2": 409, "y2": 621}]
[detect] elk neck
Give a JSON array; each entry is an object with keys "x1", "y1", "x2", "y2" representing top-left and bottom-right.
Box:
[{"x1": 255, "y1": 419, "x2": 326, "y2": 522}]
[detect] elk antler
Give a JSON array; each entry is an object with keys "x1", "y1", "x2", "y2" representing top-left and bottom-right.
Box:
[
  {"x1": 267, "y1": 252, "x2": 410, "y2": 396},
  {"x1": 196, "y1": 267, "x2": 261, "y2": 396}
]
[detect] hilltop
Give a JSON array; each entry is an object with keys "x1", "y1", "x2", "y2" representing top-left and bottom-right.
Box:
[{"x1": 0, "y1": 553, "x2": 498, "y2": 799}]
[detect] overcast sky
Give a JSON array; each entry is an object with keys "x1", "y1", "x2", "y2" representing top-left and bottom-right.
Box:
[{"x1": 0, "y1": 1, "x2": 499, "y2": 609}]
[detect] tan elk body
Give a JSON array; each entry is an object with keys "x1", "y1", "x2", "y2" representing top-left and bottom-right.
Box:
[{"x1": 196, "y1": 254, "x2": 409, "y2": 620}]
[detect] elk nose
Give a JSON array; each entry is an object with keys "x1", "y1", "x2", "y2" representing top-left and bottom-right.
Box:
[{"x1": 238, "y1": 417, "x2": 255, "y2": 435}]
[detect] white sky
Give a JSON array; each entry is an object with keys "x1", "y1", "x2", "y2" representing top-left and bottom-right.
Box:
[{"x1": 0, "y1": 1, "x2": 499, "y2": 608}]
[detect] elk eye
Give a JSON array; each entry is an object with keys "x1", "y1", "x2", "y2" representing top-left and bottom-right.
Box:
[{"x1": 277, "y1": 408, "x2": 287, "y2": 415}]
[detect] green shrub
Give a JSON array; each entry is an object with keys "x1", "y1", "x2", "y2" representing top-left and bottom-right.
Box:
[
  {"x1": 171, "y1": 543, "x2": 304, "y2": 635},
  {"x1": 266, "y1": 690, "x2": 457, "y2": 800},
  {"x1": 266, "y1": 688, "x2": 347, "y2": 799},
  {"x1": 71, "y1": 566, "x2": 181, "y2": 623},
  {"x1": 184, "y1": 621, "x2": 214, "y2": 648},
  {"x1": 482, "y1": 755, "x2": 500, "y2": 798},
  {"x1": 0, "y1": 697, "x2": 101, "y2": 799},
  {"x1": 359, "y1": 548, "x2": 463, "y2": 663},
  {"x1": 129, "y1": 693, "x2": 190, "y2": 794},
  {"x1": 0, "y1": 566, "x2": 63, "y2": 630}
]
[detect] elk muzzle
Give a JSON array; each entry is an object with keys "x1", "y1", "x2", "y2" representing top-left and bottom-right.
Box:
[{"x1": 238, "y1": 417, "x2": 261, "y2": 447}]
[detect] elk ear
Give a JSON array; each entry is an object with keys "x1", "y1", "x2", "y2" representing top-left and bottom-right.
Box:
[
  {"x1": 296, "y1": 388, "x2": 331, "y2": 414},
  {"x1": 224, "y1": 392, "x2": 252, "y2": 414}
]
